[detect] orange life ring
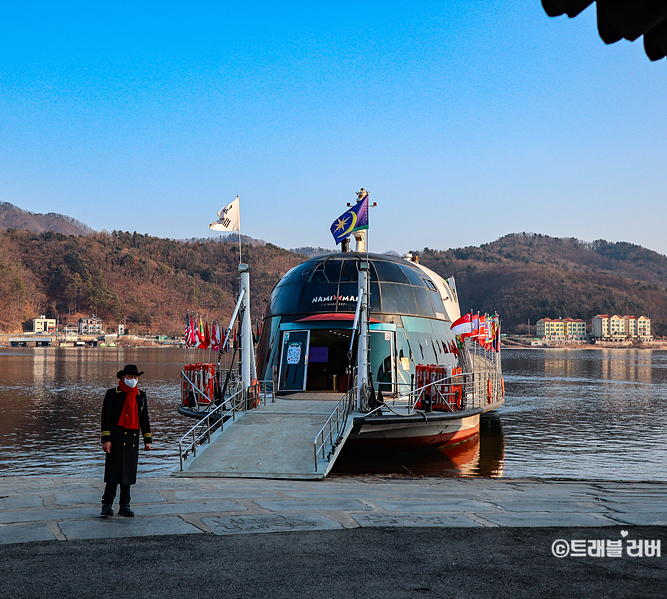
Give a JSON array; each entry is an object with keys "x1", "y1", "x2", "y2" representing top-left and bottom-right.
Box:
[
  {"x1": 501, "y1": 377, "x2": 505, "y2": 397},
  {"x1": 487, "y1": 379, "x2": 493, "y2": 401}
]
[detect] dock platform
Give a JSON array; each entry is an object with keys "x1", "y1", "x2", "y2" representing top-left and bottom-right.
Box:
[{"x1": 178, "y1": 397, "x2": 353, "y2": 479}]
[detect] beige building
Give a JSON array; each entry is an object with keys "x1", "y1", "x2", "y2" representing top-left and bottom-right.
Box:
[
  {"x1": 536, "y1": 317, "x2": 587, "y2": 342},
  {"x1": 33, "y1": 315, "x2": 56, "y2": 333},
  {"x1": 536, "y1": 318, "x2": 565, "y2": 341},
  {"x1": 592, "y1": 314, "x2": 652, "y2": 340},
  {"x1": 562, "y1": 318, "x2": 587, "y2": 340}
]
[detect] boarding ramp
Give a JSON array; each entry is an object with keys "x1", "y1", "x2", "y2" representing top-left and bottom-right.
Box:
[{"x1": 176, "y1": 383, "x2": 355, "y2": 480}]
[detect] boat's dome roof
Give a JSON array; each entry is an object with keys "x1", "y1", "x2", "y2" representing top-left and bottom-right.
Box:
[{"x1": 265, "y1": 252, "x2": 452, "y2": 320}]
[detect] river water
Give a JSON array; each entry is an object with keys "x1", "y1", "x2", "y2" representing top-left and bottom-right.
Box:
[{"x1": 0, "y1": 347, "x2": 665, "y2": 481}]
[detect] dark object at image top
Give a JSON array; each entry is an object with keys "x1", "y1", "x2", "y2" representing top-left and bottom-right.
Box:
[{"x1": 542, "y1": 0, "x2": 667, "y2": 61}]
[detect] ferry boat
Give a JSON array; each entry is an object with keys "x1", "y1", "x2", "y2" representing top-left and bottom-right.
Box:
[
  {"x1": 254, "y1": 250, "x2": 504, "y2": 449},
  {"x1": 177, "y1": 190, "x2": 504, "y2": 476}
]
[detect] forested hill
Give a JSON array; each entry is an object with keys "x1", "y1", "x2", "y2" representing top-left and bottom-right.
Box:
[
  {"x1": 2, "y1": 226, "x2": 667, "y2": 337},
  {"x1": 418, "y1": 233, "x2": 667, "y2": 336},
  {"x1": 0, "y1": 229, "x2": 304, "y2": 335}
]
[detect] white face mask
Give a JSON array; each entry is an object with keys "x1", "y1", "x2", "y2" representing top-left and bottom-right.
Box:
[{"x1": 123, "y1": 377, "x2": 138, "y2": 388}]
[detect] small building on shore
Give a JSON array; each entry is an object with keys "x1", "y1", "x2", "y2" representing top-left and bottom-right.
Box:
[
  {"x1": 33, "y1": 316, "x2": 56, "y2": 334},
  {"x1": 78, "y1": 315, "x2": 103, "y2": 335}
]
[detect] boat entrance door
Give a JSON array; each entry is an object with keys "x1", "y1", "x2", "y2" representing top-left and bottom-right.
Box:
[
  {"x1": 278, "y1": 330, "x2": 310, "y2": 392},
  {"x1": 370, "y1": 330, "x2": 395, "y2": 395}
]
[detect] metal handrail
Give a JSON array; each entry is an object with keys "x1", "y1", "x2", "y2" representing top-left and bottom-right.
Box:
[
  {"x1": 313, "y1": 388, "x2": 355, "y2": 471},
  {"x1": 391, "y1": 367, "x2": 502, "y2": 414},
  {"x1": 178, "y1": 379, "x2": 277, "y2": 470},
  {"x1": 178, "y1": 387, "x2": 245, "y2": 470}
]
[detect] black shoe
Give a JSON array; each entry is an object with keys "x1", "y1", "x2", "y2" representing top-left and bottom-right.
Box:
[
  {"x1": 100, "y1": 503, "x2": 114, "y2": 517},
  {"x1": 118, "y1": 504, "x2": 134, "y2": 517}
]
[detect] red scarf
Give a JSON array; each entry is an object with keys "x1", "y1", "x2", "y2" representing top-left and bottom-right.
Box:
[{"x1": 118, "y1": 378, "x2": 140, "y2": 429}]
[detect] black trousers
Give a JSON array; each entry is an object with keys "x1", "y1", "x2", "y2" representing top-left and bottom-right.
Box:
[{"x1": 102, "y1": 483, "x2": 132, "y2": 505}]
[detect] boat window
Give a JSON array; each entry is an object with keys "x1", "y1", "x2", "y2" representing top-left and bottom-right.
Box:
[
  {"x1": 413, "y1": 286, "x2": 436, "y2": 318},
  {"x1": 399, "y1": 263, "x2": 426, "y2": 286},
  {"x1": 369, "y1": 281, "x2": 382, "y2": 313},
  {"x1": 268, "y1": 282, "x2": 300, "y2": 315},
  {"x1": 308, "y1": 259, "x2": 341, "y2": 284},
  {"x1": 423, "y1": 278, "x2": 438, "y2": 292},
  {"x1": 373, "y1": 260, "x2": 410, "y2": 284},
  {"x1": 339, "y1": 260, "x2": 359, "y2": 282},
  {"x1": 379, "y1": 283, "x2": 418, "y2": 316}
]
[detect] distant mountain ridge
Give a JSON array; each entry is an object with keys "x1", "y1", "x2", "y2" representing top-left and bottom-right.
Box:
[
  {"x1": 418, "y1": 233, "x2": 667, "y2": 336},
  {"x1": 0, "y1": 202, "x2": 94, "y2": 236},
  {"x1": 1, "y1": 203, "x2": 667, "y2": 336}
]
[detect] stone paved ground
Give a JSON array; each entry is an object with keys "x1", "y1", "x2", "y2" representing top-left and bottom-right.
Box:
[
  {"x1": 1, "y1": 475, "x2": 666, "y2": 543},
  {"x1": 0, "y1": 476, "x2": 665, "y2": 598}
]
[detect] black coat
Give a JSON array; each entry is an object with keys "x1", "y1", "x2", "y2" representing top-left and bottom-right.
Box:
[{"x1": 101, "y1": 386, "x2": 152, "y2": 485}]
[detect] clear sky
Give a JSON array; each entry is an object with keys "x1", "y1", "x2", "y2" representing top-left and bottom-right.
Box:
[{"x1": 1, "y1": 1, "x2": 666, "y2": 255}]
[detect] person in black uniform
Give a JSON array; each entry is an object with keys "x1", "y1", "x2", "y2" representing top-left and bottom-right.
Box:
[{"x1": 100, "y1": 364, "x2": 152, "y2": 517}]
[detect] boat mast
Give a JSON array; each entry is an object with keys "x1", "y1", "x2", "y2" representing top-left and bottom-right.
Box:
[
  {"x1": 356, "y1": 262, "x2": 370, "y2": 411},
  {"x1": 239, "y1": 263, "x2": 255, "y2": 389}
]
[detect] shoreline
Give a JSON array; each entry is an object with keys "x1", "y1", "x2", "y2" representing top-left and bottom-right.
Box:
[{"x1": 502, "y1": 342, "x2": 667, "y2": 351}]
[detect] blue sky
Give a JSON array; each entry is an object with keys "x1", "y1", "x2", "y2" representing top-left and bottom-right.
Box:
[{"x1": 1, "y1": 1, "x2": 666, "y2": 255}]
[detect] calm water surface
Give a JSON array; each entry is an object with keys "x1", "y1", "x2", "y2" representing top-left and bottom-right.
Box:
[{"x1": 0, "y1": 347, "x2": 666, "y2": 481}]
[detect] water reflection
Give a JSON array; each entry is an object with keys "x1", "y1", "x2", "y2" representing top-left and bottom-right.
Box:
[
  {"x1": 1, "y1": 347, "x2": 667, "y2": 481},
  {"x1": 0, "y1": 347, "x2": 192, "y2": 477},
  {"x1": 500, "y1": 348, "x2": 667, "y2": 481},
  {"x1": 332, "y1": 412, "x2": 505, "y2": 477}
]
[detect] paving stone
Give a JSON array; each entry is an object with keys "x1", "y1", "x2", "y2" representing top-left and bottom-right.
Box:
[
  {"x1": 133, "y1": 501, "x2": 245, "y2": 516},
  {"x1": 173, "y1": 489, "x2": 282, "y2": 501},
  {"x1": 54, "y1": 489, "x2": 167, "y2": 506},
  {"x1": 0, "y1": 506, "x2": 102, "y2": 525},
  {"x1": 0, "y1": 522, "x2": 56, "y2": 545},
  {"x1": 601, "y1": 512, "x2": 667, "y2": 526},
  {"x1": 372, "y1": 499, "x2": 497, "y2": 513},
  {"x1": 352, "y1": 512, "x2": 482, "y2": 528},
  {"x1": 203, "y1": 513, "x2": 343, "y2": 535},
  {"x1": 59, "y1": 516, "x2": 202, "y2": 540},
  {"x1": 480, "y1": 512, "x2": 621, "y2": 527},
  {"x1": 253, "y1": 498, "x2": 371, "y2": 512},
  {"x1": 492, "y1": 500, "x2": 609, "y2": 513},
  {"x1": 0, "y1": 495, "x2": 44, "y2": 509}
]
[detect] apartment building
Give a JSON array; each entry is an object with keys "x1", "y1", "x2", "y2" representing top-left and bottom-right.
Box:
[
  {"x1": 591, "y1": 314, "x2": 652, "y2": 340},
  {"x1": 536, "y1": 318, "x2": 565, "y2": 341},
  {"x1": 536, "y1": 317, "x2": 587, "y2": 342},
  {"x1": 78, "y1": 315, "x2": 103, "y2": 335}
]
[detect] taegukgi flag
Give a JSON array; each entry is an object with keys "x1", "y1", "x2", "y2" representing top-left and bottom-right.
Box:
[
  {"x1": 330, "y1": 194, "x2": 369, "y2": 245},
  {"x1": 209, "y1": 196, "x2": 241, "y2": 232}
]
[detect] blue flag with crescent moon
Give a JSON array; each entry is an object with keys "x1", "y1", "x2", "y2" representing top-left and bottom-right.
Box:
[{"x1": 330, "y1": 195, "x2": 369, "y2": 245}]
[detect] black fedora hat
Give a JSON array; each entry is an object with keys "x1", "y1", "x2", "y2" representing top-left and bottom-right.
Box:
[{"x1": 117, "y1": 364, "x2": 145, "y2": 378}]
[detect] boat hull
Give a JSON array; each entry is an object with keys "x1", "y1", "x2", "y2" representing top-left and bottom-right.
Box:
[{"x1": 350, "y1": 413, "x2": 480, "y2": 449}]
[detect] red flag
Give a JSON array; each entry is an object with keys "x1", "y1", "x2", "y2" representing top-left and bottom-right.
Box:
[
  {"x1": 451, "y1": 313, "x2": 473, "y2": 336},
  {"x1": 202, "y1": 321, "x2": 210, "y2": 350}
]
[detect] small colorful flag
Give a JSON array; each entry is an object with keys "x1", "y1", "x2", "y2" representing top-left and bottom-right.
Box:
[
  {"x1": 451, "y1": 313, "x2": 473, "y2": 336},
  {"x1": 330, "y1": 194, "x2": 369, "y2": 245}
]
